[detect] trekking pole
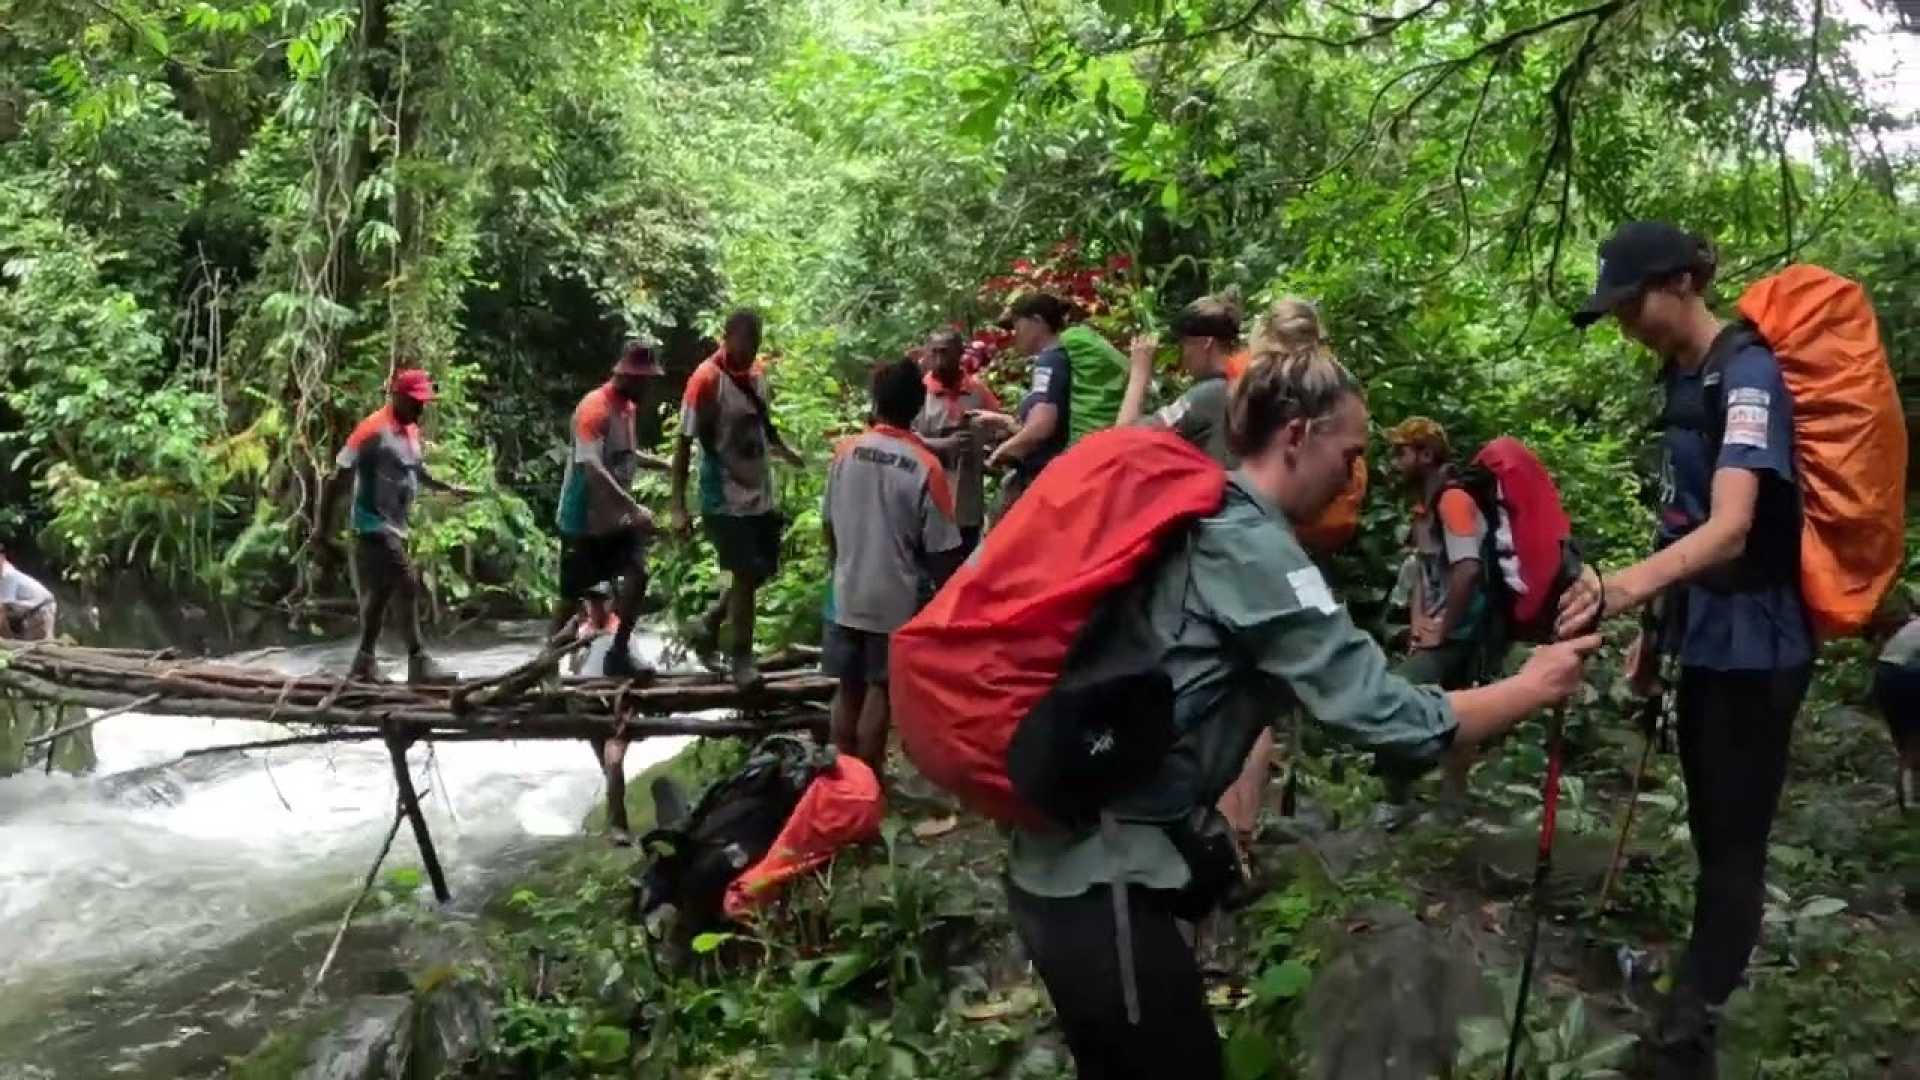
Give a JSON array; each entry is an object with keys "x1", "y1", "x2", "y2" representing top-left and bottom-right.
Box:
[
  {"x1": 1502, "y1": 704, "x2": 1567, "y2": 1080},
  {"x1": 1594, "y1": 694, "x2": 1665, "y2": 918}
]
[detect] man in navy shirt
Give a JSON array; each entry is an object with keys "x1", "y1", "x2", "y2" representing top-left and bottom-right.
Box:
[
  {"x1": 1558, "y1": 222, "x2": 1812, "y2": 1078},
  {"x1": 983, "y1": 292, "x2": 1073, "y2": 509}
]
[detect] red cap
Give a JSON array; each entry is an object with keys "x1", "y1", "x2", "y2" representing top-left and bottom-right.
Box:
[
  {"x1": 390, "y1": 368, "x2": 435, "y2": 402},
  {"x1": 613, "y1": 340, "x2": 663, "y2": 377}
]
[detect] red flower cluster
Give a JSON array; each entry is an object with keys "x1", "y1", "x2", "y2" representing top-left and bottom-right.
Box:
[{"x1": 963, "y1": 240, "x2": 1135, "y2": 374}]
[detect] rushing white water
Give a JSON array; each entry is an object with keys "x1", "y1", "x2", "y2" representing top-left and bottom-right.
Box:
[{"x1": 0, "y1": 627, "x2": 688, "y2": 1077}]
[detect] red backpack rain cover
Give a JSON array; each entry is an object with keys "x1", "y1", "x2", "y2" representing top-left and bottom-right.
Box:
[
  {"x1": 1458, "y1": 437, "x2": 1576, "y2": 639},
  {"x1": 723, "y1": 754, "x2": 885, "y2": 918},
  {"x1": 891, "y1": 428, "x2": 1227, "y2": 827}
]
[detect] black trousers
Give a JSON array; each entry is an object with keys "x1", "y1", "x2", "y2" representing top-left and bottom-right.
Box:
[
  {"x1": 1672, "y1": 663, "x2": 1812, "y2": 1005},
  {"x1": 1006, "y1": 879, "x2": 1221, "y2": 1080}
]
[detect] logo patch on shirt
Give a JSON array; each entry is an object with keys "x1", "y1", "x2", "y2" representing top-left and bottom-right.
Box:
[
  {"x1": 1157, "y1": 397, "x2": 1191, "y2": 427},
  {"x1": 1031, "y1": 367, "x2": 1052, "y2": 395},
  {"x1": 1724, "y1": 403, "x2": 1769, "y2": 449},
  {"x1": 1286, "y1": 566, "x2": 1340, "y2": 615},
  {"x1": 1727, "y1": 387, "x2": 1770, "y2": 407}
]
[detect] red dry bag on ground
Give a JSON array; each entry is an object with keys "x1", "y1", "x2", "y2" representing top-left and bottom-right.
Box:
[
  {"x1": 890, "y1": 428, "x2": 1226, "y2": 826},
  {"x1": 1734, "y1": 265, "x2": 1908, "y2": 638},
  {"x1": 722, "y1": 753, "x2": 885, "y2": 919},
  {"x1": 1443, "y1": 436, "x2": 1582, "y2": 642}
]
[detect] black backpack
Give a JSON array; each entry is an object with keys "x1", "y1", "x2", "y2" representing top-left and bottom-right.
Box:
[{"x1": 632, "y1": 735, "x2": 830, "y2": 949}]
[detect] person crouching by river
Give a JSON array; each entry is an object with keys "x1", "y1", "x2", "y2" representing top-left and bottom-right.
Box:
[
  {"x1": 550, "y1": 341, "x2": 668, "y2": 679},
  {"x1": 1004, "y1": 349, "x2": 1602, "y2": 1080},
  {"x1": 0, "y1": 542, "x2": 56, "y2": 642},
  {"x1": 317, "y1": 368, "x2": 476, "y2": 684}
]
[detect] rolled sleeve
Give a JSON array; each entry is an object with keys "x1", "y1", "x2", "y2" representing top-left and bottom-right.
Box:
[
  {"x1": 1716, "y1": 346, "x2": 1795, "y2": 481},
  {"x1": 1192, "y1": 518, "x2": 1458, "y2": 760}
]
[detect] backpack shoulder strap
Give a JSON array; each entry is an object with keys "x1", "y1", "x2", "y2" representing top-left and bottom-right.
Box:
[{"x1": 1693, "y1": 322, "x2": 1764, "y2": 461}]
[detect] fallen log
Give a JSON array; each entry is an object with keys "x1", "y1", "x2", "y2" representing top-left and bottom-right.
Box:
[{"x1": 0, "y1": 639, "x2": 835, "y2": 740}]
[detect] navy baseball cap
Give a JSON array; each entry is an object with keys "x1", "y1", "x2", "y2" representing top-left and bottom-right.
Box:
[{"x1": 1572, "y1": 221, "x2": 1714, "y2": 328}]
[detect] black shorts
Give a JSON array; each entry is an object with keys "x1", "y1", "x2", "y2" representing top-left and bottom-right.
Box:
[
  {"x1": 354, "y1": 531, "x2": 415, "y2": 596},
  {"x1": 560, "y1": 529, "x2": 648, "y2": 600},
  {"x1": 822, "y1": 622, "x2": 889, "y2": 685},
  {"x1": 1875, "y1": 662, "x2": 1920, "y2": 745},
  {"x1": 704, "y1": 513, "x2": 782, "y2": 583}
]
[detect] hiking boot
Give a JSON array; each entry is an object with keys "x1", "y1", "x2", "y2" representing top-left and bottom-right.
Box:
[
  {"x1": 730, "y1": 654, "x2": 765, "y2": 693},
  {"x1": 406, "y1": 651, "x2": 455, "y2": 685},
  {"x1": 347, "y1": 650, "x2": 383, "y2": 682},
  {"x1": 1650, "y1": 987, "x2": 1720, "y2": 1080}
]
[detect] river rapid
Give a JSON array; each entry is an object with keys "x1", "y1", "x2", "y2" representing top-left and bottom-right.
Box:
[{"x1": 0, "y1": 625, "x2": 687, "y2": 1078}]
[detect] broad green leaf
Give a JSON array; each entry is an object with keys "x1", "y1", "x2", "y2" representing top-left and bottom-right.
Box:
[{"x1": 1252, "y1": 960, "x2": 1311, "y2": 1003}]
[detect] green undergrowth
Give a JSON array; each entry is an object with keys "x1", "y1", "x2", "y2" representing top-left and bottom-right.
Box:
[{"x1": 445, "y1": 637, "x2": 1920, "y2": 1078}]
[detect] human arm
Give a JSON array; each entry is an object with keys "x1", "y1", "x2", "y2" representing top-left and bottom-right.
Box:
[
  {"x1": 769, "y1": 426, "x2": 805, "y2": 468},
  {"x1": 419, "y1": 466, "x2": 477, "y2": 498},
  {"x1": 986, "y1": 403, "x2": 1057, "y2": 470},
  {"x1": 669, "y1": 434, "x2": 693, "y2": 537},
  {"x1": 1557, "y1": 348, "x2": 1789, "y2": 639},
  {"x1": 584, "y1": 459, "x2": 649, "y2": 528},
  {"x1": 1196, "y1": 519, "x2": 1593, "y2": 760},
  {"x1": 313, "y1": 463, "x2": 354, "y2": 566},
  {"x1": 634, "y1": 450, "x2": 670, "y2": 472},
  {"x1": 1556, "y1": 462, "x2": 1761, "y2": 638},
  {"x1": 1115, "y1": 334, "x2": 1158, "y2": 427}
]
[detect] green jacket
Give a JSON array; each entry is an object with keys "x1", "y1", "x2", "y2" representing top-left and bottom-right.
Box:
[{"x1": 1010, "y1": 473, "x2": 1459, "y2": 897}]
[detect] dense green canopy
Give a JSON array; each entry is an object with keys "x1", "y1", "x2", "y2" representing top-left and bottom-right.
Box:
[{"x1": 2, "y1": 0, "x2": 1914, "y2": 633}]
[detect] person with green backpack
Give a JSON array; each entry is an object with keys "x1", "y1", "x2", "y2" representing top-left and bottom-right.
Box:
[{"x1": 979, "y1": 293, "x2": 1075, "y2": 511}]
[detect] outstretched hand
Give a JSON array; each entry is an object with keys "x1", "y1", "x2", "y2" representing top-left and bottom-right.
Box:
[
  {"x1": 1520, "y1": 633, "x2": 1604, "y2": 709},
  {"x1": 1127, "y1": 334, "x2": 1159, "y2": 375},
  {"x1": 1555, "y1": 564, "x2": 1605, "y2": 640}
]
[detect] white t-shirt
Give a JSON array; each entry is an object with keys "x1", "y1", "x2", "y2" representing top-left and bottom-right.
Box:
[{"x1": 0, "y1": 562, "x2": 53, "y2": 611}]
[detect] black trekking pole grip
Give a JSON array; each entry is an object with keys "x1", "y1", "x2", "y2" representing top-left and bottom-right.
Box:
[{"x1": 1503, "y1": 704, "x2": 1568, "y2": 1080}]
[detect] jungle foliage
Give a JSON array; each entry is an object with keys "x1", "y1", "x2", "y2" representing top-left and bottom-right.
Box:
[{"x1": 3, "y1": 0, "x2": 1913, "y2": 632}]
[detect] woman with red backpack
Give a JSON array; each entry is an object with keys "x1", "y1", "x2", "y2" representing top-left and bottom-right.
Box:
[{"x1": 999, "y1": 348, "x2": 1602, "y2": 1079}]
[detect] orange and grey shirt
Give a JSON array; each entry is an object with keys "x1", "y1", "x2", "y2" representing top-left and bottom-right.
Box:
[
  {"x1": 557, "y1": 383, "x2": 639, "y2": 537},
  {"x1": 912, "y1": 372, "x2": 1000, "y2": 529},
  {"x1": 824, "y1": 425, "x2": 963, "y2": 634},
  {"x1": 336, "y1": 406, "x2": 423, "y2": 538},
  {"x1": 1411, "y1": 484, "x2": 1490, "y2": 643},
  {"x1": 681, "y1": 354, "x2": 774, "y2": 517}
]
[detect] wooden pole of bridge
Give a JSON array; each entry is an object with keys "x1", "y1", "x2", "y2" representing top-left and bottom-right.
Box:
[{"x1": 383, "y1": 719, "x2": 451, "y2": 904}]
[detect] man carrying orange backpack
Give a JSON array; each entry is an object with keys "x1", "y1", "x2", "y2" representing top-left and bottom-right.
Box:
[{"x1": 1560, "y1": 221, "x2": 1907, "y2": 1077}]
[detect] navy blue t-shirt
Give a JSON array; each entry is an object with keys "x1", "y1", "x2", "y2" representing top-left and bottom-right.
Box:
[
  {"x1": 1014, "y1": 343, "x2": 1072, "y2": 484},
  {"x1": 1658, "y1": 341, "x2": 1812, "y2": 671}
]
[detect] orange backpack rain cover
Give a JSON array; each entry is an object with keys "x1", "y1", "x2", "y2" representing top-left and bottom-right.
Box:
[
  {"x1": 723, "y1": 754, "x2": 885, "y2": 918},
  {"x1": 1736, "y1": 265, "x2": 1909, "y2": 638},
  {"x1": 890, "y1": 428, "x2": 1226, "y2": 827}
]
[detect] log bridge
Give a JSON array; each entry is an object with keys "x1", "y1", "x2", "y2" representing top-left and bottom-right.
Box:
[{"x1": 0, "y1": 637, "x2": 835, "y2": 902}]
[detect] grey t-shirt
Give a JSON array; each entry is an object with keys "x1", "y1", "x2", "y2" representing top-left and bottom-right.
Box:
[
  {"x1": 336, "y1": 406, "x2": 423, "y2": 538},
  {"x1": 1143, "y1": 374, "x2": 1235, "y2": 468},
  {"x1": 824, "y1": 426, "x2": 963, "y2": 634}
]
